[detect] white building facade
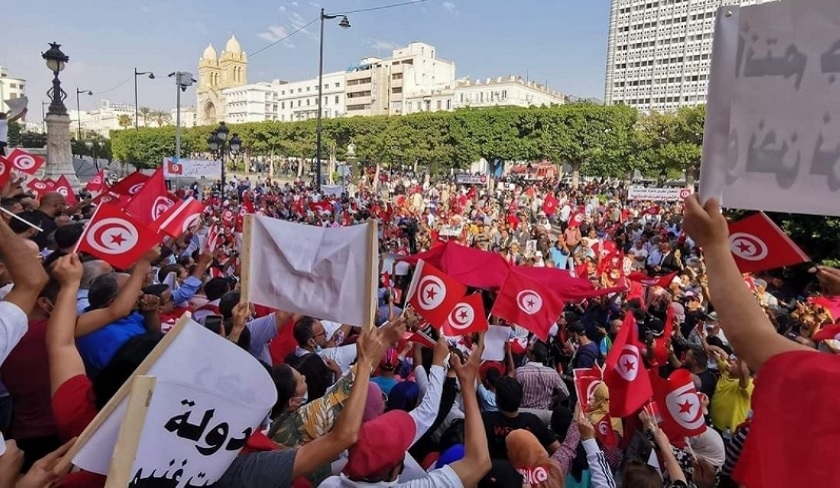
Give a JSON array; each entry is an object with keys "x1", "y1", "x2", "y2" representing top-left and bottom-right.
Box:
[
  {"x1": 170, "y1": 106, "x2": 198, "y2": 128},
  {"x1": 0, "y1": 66, "x2": 25, "y2": 115},
  {"x1": 221, "y1": 71, "x2": 346, "y2": 123},
  {"x1": 604, "y1": 0, "x2": 776, "y2": 112},
  {"x1": 402, "y1": 76, "x2": 565, "y2": 114}
]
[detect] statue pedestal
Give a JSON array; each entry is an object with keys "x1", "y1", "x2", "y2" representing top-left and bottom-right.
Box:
[{"x1": 44, "y1": 113, "x2": 80, "y2": 188}]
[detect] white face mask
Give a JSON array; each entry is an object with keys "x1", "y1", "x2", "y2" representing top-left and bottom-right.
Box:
[{"x1": 294, "y1": 391, "x2": 308, "y2": 407}]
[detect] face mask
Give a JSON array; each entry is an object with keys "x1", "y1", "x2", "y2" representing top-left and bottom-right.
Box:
[
  {"x1": 294, "y1": 391, "x2": 308, "y2": 406},
  {"x1": 313, "y1": 345, "x2": 323, "y2": 354}
]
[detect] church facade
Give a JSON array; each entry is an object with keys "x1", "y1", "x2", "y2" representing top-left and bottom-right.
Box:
[{"x1": 196, "y1": 35, "x2": 248, "y2": 126}]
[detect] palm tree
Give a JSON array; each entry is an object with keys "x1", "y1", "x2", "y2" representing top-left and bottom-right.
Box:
[
  {"x1": 139, "y1": 106, "x2": 152, "y2": 127},
  {"x1": 151, "y1": 110, "x2": 171, "y2": 127},
  {"x1": 117, "y1": 114, "x2": 132, "y2": 129}
]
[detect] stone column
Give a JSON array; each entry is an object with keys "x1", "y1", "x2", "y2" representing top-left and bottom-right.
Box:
[{"x1": 44, "y1": 113, "x2": 80, "y2": 188}]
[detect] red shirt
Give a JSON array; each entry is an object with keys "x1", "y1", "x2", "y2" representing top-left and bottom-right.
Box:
[{"x1": 1, "y1": 319, "x2": 57, "y2": 439}]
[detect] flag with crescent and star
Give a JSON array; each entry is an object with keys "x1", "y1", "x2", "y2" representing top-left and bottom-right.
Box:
[
  {"x1": 76, "y1": 202, "x2": 160, "y2": 270},
  {"x1": 727, "y1": 212, "x2": 809, "y2": 274},
  {"x1": 406, "y1": 259, "x2": 467, "y2": 329},
  {"x1": 442, "y1": 292, "x2": 489, "y2": 336},
  {"x1": 490, "y1": 269, "x2": 565, "y2": 341},
  {"x1": 651, "y1": 369, "x2": 707, "y2": 440},
  {"x1": 604, "y1": 312, "x2": 653, "y2": 418}
]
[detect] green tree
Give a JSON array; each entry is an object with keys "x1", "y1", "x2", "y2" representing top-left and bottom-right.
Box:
[
  {"x1": 636, "y1": 105, "x2": 705, "y2": 185},
  {"x1": 117, "y1": 114, "x2": 132, "y2": 129},
  {"x1": 151, "y1": 110, "x2": 171, "y2": 127},
  {"x1": 139, "y1": 107, "x2": 152, "y2": 127}
]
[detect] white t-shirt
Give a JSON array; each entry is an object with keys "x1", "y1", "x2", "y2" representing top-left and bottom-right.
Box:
[{"x1": 0, "y1": 119, "x2": 8, "y2": 143}]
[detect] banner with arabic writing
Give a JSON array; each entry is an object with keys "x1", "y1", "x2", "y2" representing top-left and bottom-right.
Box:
[
  {"x1": 700, "y1": 0, "x2": 840, "y2": 217},
  {"x1": 71, "y1": 319, "x2": 276, "y2": 486}
]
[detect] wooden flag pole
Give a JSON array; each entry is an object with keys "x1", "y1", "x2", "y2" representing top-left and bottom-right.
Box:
[
  {"x1": 104, "y1": 375, "x2": 157, "y2": 488},
  {"x1": 61, "y1": 314, "x2": 192, "y2": 471},
  {"x1": 240, "y1": 215, "x2": 254, "y2": 305},
  {"x1": 363, "y1": 220, "x2": 378, "y2": 329}
]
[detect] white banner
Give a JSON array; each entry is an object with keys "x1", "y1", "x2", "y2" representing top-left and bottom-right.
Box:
[
  {"x1": 455, "y1": 174, "x2": 488, "y2": 185},
  {"x1": 72, "y1": 319, "x2": 276, "y2": 484},
  {"x1": 626, "y1": 186, "x2": 692, "y2": 201},
  {"x1": 163, "y1": 158, "x2": 222, "y2": 179},
  {"x1": 322, "y1": 184, "x2": 344, "y2": 197},
  {"x1": 700, "y1": 0, "x2": 840, "y2": 217},
  {"x1": 439, "y1": 224, "x2": 463, "y2": 237}
]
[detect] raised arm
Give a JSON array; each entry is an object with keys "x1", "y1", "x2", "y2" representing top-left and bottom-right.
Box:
[
  {"x1": 449, "y1": 334, "x2": 493, "y2": 486},
  {"x1": 0, "y1": 217, "x2": 48, "y2": 315},
  {"x1": 292, "y1": 325, "x2": 385, "y2": 479},
  {"x1": 75, "y1": 247, "x2": 160, "y2": 337},
  {"x1": 682, "y1": 196, "x2": 810, "y2": 371},
  {"x1": 47, "y1": 254, "x2": 86, "y2": 395}
]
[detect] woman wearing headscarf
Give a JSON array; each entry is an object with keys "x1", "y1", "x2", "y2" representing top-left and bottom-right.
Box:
[
  {"x1": 506, "y1": 429, "x2": 566, "y2": 488},
  {"x1": 587, "y1": 382, "x2": 624, "y2": 470}
]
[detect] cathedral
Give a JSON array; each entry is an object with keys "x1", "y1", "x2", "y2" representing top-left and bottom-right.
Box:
[{"x1": 197, "y1": 35, "x2": 248, "y2": 126}]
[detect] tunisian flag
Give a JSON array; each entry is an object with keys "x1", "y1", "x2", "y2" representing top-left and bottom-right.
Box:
[
  {"x1": 727, "y1": 212, "x2": 809, "y2": 274},
  {"x1": 407, "y1": 260, "x2": 467, "y2": 329},
  {"x1": 651, "y1": 369, "x2": 706, "y2": 440},
  {"x1": 86, "y1": 170, "x2": 107, "y2": 193},
  {"x1": 53, "y1": 175, "x2": 78, "y2": 205},
  {"x1": 109, "y1": 171, "x2": 150, "y2": 197},
  {"x1": 491, "y1": 269, "x2": 565, "y2": 341},
  {"x1": 76, "y1": 203, "x2": 160, "y2": 270},
  {"x1": 626, "y1": 271, "x2": 678, "y2": 289},
  {"x1": 604, "y1": 312, "x2": 652, "y2": 417},
  {"x1": 542, "y1": 193, "x2": 559, "y2": 216},
  {"x1": 154, "y1": 197, "x2": 204, "y2": 238},
  {"x1": 125, "y1": 168, "x2": 175, "y2": 225},
  {"x1": 442, "y1": 293, "x2": 489, "y2": 336}
]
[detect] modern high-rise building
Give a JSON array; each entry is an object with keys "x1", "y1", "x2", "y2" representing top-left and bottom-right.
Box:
[{"x1": 604, "y1": 0, "x2": 775, "y2": 113}]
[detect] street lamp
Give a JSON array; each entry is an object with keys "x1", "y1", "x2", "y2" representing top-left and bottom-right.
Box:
[
  {"x1": 42, "y1": 42, "x2": 69, "y2": 116},
  {"x1": 169, "y1": 71, "x2": 196, "y2": 163},
  {"x1": 134, "y1": 68, "x2": 155, "y2": 129},
  {"x1": 315, "y1": 8, "x2": 350, "y2": 191},
  {"x1": 207, "y1": 121, "x2": 242, "y2": 192},
  {"x1": 75, "y1": 88, "x2": 92, "y2": 141}
]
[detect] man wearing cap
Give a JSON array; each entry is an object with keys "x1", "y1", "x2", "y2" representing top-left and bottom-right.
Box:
[
  {"x1": 754, "y1": 279, "x2": 778, "y2": 309},
  {"x1": 320, "y1": 340, "x2": 491, "y2": 487}
]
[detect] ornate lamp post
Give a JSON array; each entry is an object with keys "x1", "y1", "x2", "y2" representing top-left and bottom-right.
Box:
[
  {"x1": 208, "y1": 121, "x2": 241, "y2": 193},
  {"x1": 41, "y1": 42, "x2": 79, "y2": 187}
]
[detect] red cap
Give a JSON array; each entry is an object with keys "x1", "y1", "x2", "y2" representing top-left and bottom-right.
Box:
[{"x1": 343, "y1": 410, "x2": 416, "y2": 480}]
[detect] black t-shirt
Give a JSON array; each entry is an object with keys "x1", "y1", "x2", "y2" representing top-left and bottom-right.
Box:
[
  {"x1": 284, "y1": 352, "x2": 332, "y2": 401},
  {"x1": 696, "y1": 369, "x2": 718, "y2": 400},
  {"x1": 682, "y1": 309, "x2": 706, "y2": 338},
  {"x1": 482, "y1": 411, "x2": 556, "y2": 459}
]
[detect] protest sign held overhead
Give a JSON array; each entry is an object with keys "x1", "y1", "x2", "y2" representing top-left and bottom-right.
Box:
[
  {"x1": 700, "y1": 0, "x2": 840, "y2": 216},
  {"x1": 70, "y1": 316, "x2": 276, "y2": 486},
  {"x1": 243, "y1": 214, "x2": 378, "y2": 327}
]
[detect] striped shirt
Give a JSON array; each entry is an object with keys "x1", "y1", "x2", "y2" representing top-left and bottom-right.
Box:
[{"x1": 515, "y1": 361, "x2": 569, "y2": 410}]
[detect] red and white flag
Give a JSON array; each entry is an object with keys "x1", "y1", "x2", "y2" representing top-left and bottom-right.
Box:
[
  {"x1": 593, "y1": 414, "x2": 618, "y2": 448},
  {"x1": 77, "y1": 203, "x2": 160, "y2": 270},
  {"x1": 155, "y1": 197, "x2": 205, "y2": 238},
  {"x1": 27, "y1": 179, "x2": 48, "y2": 193},
  {"x1": 604, "y1": 312, "x2": 652, "y2": 417},
  {"x1": 0, "y1": 158, "x2": 11, "y2": 188},
  {"x1": 53, "y1": 175, "x2": 77, "y2": 205},
  {"x1": 442, "y1": 293, "x2": 489, "y2": 336},
  {"x1": 86, "y1": 170, "x2": 107, "y2": 193},
  {"x1": 651, "y1": 369, "x2": 707, "y2": 439},
  {"x1": 568, "y1": 212, "x2": 584, "y2": 228},
  {"x1": 728, "y1": 212, "x2": 809, "y2": 274},
  {"x1": 490, "y1": 269, "x2": 565, "y2": 341},
  {"x1": 573, "y1": 366, "x2": 603, "y2": 412},
  {"x1": 407, "y1": 260, "x2": 467, "y2": 329},
  {"x1": 205, "y1": 224, "x2": 221, "y2": 253},
  {"x1": 4, "y1": 148, "x2": 45, "y2": 175},
  {"x1": 43, "y1": 178, "x2": 56, "y2": 189},
  {"x1": 626, "y1": 271, "x2": 678, "y2": 289},
  {"x1": 125, "y1": 168, "x2": 175, "y2": 225},
  {"x1": 109, "y1": 171, "x2": 150, "y2": 197},
  {"x1": 165, "y1": 159, "x2": 183, "y2": 176}
]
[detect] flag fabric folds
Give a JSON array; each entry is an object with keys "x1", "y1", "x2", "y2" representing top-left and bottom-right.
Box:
[
  {"x1": 77, "y1": 203, "x2": 160, "y2": 270},
  {"x1": 604, "y1": 313, "x2": 652, "y2": 417},
  {"x1": 491, "y1": 269, "x2": 565, "y2": 341},
  {"x1": 727, "y1": 212, "x2": 809, "y2": 274},
  {"x1": 406, "y1": 260, "x2": 467, "y2": 329}
]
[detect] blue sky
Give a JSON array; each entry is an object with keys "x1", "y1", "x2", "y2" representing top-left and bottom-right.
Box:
[{"x1": 0, "y1": 0, "x2": 611, "y2": 119}]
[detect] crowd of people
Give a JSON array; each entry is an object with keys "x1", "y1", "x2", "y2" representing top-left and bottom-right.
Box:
[{"x1": 0, "y1": 169, "x2": 837, "y2": 487}]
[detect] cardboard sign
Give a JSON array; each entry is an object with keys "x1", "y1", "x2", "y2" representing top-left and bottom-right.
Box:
[
  {"x1": 70, "y1": 316, "x2": 276, "y2": 486},
  {"x1": 700, "y1": 0, "x2": 840, "y2": 216}
]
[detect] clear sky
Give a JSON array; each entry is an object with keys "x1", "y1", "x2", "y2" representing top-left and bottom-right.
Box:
[{"x1": 0, "y1": 0, "x2": 611, "y2": 119}]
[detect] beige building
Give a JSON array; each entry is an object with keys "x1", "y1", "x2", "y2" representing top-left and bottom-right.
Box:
[
  {"x1": 403, "y1": 76, "x2": 565, "y2": 114},
  {"x1": 604, "y1": 0, "x2": 777, "y2": 112},
  {"x1": 0, "y1": 65, "x2": 25, "y2": 115},
  {"x1": 345, "y1": 42, "x2": 456, "y2": 116},
  {"x1": 197, "y1": 35, "x2": 248, "y2": 125}
]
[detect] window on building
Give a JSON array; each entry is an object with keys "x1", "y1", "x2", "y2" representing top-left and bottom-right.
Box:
[
  {"x1": 335, "y1": 95, "x2": 340, "y2": 104},
  {"x1": 335, "y1": 82, "x2": 340, "y2": 88}
]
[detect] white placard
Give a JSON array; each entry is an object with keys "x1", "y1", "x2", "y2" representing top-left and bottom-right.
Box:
[
  {"x1": 700, "y1": 0, "x2": 840, "y2": 216},
  {"x1": 439, "y1": 224, "x2": 463, "y2": 237},
  {"x1": 163, "y1": 158, "x2": 222, "y2": 179},
  {"x1": 128, "y1": 379, "x2": 268, "y2": 486},
  {"x1": 626, "y1": 186, "x2": 692, "y2": 202},
  {"x1": 481, "y1": 325, "x2": 512, "y2": 362},
  {"x1": 72, "y1": 319, "x2": 276, "y2": 485},
  {"x1": 322, "y1": 184, "x2": 344, "y2": 197},
  {"x1": 455, "y1": 174, "x2": 488, "y2": 185}
]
